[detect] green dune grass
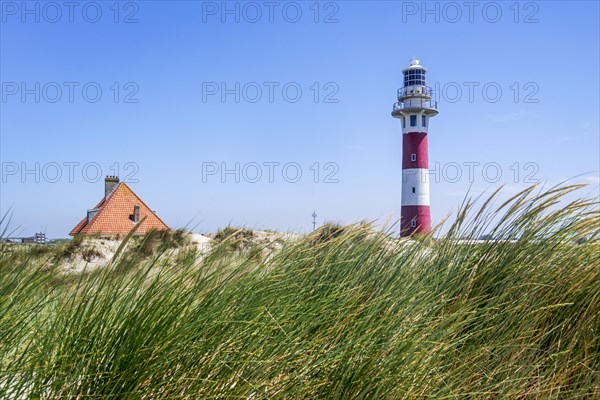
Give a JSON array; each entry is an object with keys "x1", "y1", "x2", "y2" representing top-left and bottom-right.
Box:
[{"x1": 1, "y1": 185, "x2": 598, "y2": 398}]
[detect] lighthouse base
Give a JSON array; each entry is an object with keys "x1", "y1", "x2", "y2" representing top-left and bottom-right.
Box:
[{"x1": 400, "y1": 205, "x2": 431, "y2": 236}]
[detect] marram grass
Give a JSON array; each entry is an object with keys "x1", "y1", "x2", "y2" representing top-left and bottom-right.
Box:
[{"x1": 0, "y1": 185, "x2": 598, "y2": 398}]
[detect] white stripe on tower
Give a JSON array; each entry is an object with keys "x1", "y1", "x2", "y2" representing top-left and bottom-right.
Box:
[{"x1": 401, "y1": 168, "x2": 430, "y2": 206}]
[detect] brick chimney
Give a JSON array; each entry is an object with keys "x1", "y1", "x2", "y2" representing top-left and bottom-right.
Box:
[{"x1": 105, "y1": 176, "x2": 120, "y2": 198}]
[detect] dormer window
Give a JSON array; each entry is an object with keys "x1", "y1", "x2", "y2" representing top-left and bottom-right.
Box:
[
  {"x1": 87, "y1": 209, "x2": 99, "y2": 223},
  {"x1": 130, "y1": 205, "x2": 140, "y2": 223}
]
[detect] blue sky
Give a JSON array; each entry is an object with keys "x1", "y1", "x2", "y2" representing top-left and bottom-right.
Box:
[{"x1": 1, "y1": 0, "x2": 599, "y2": 238}]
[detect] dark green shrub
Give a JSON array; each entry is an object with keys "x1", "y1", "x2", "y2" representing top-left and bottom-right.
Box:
[{"x1": 213, "y1": 227, "x2": 255, "y2": 251}]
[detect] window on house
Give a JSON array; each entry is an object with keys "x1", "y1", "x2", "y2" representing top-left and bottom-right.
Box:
[
  {"x1": 132, "y1": 205, "x2": 140, "y2": 223},
  {"x1": 411, "y1": 153, "x2": 417, "y2": 162},
  {"x1": 410, "y1": 115, "x2": 417, "y2": 127},
  {"x1": 411, "y1": 220, "x2": 417, "y2": 228},
  {"x1": 422, "y1": 115, "x2": 427, "y2": 127},
  {"x1": 87, "y1": 209, "x2": 99, "y2": 223}
]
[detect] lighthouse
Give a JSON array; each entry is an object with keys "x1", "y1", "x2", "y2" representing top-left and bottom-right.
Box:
[{"x1": 392, "y1": 58, "x2": 438, "y2": 236}]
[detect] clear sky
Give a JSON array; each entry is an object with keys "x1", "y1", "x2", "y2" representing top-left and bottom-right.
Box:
[{"x1": 1, "y1": 0, "x2": 599, "y2": 238}]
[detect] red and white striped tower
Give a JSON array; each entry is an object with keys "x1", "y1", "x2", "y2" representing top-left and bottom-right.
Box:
[{"x1": 391, "y1": 58, "x2": 438, "y2": 236}]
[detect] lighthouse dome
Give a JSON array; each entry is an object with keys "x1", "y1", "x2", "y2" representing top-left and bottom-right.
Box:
[{"x1": 402, "y1": 58, "x2": 428, "y2": 73}]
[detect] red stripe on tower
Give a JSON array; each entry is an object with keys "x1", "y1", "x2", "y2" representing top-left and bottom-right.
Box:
[
  {"x1": 391, "y1": 58, "x2": 439, "y2": 237},
  {"x1": 402, "y1": 132, "x2": 428, "y2": 169}
]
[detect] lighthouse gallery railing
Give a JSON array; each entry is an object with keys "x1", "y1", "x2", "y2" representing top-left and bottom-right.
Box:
[
  {"x1": 393, "y1": 100, "x2": 438, "y2": 112},
  {"x1": 397, "y1": 86, "x2": 435, "y2": 99}
]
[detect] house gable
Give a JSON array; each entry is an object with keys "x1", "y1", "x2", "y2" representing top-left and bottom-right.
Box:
[{"x1": 70, "y1": 183, "x2": 169, "y2": 236}]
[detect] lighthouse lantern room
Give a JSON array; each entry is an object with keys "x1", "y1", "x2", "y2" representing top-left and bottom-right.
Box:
[{"x1": 392, "y1": 58, "x2": 438, "y2": 236}]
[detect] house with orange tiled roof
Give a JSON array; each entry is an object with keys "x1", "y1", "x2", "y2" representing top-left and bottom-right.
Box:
[{"x1": 70, "y1": 176, "x2": 169, "y2": 236}]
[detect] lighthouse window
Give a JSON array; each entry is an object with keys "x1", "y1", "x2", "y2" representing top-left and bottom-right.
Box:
[
  {"x1": 404, "y1": 69, "x2": 426, "y2": 87},
  {"x1": 410, "y1": 115, "x2": 417, "y2": 127},
  {"x1": 411, "y1": 220, "x2": 417, "y2": 228},
  {"x1": 411, "y1": 153, "x2": 417, "y2": 162},
  {"x1": 402, "y1": 117, "x2": 406, "y2": 128},
  {"x1": 422, "y1": 116, "x2": 427, "y2": 127},
  {"x1": 412, "y1": 187, "x2": 416, "y2": 193}
]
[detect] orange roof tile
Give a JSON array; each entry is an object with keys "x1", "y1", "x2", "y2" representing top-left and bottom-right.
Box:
[{"x1": 69, "y1": 183, "x2": 169, "y2": 236}]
